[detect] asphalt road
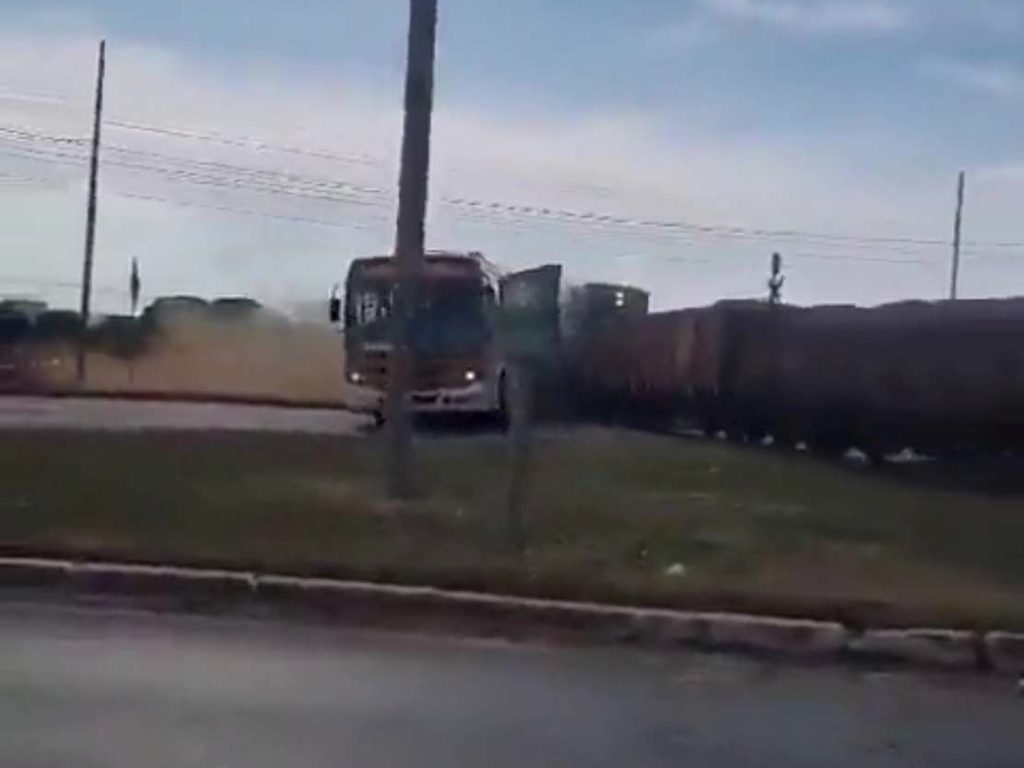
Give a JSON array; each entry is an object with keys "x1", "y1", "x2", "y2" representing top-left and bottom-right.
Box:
[
  {"x1": 0, "y1": 396, "x2": 368, "y2": 435},
  {"x1": 0, "y1": 605, "x2": 1021, "y2": 767}
]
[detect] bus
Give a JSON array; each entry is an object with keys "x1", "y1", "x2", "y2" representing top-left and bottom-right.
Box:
[{"x1": 334, "y1": 251, "x2": 508, "y2": 424}]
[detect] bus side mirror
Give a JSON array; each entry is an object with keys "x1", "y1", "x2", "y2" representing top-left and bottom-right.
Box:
[{"x1": 329, "y1": 284, "x2": 341, "y2": 323}]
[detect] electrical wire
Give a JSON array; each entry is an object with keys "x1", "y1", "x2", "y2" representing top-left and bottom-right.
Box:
[
  {"x1": 2, "y1": 121, "x2": 1023, "y2": 265},
  {"x1": 105, "y1": 119, "x2": 384, "y2": 168},
  {"x1": 116, "y1": 190, "x2": 387, "y2": 232}
]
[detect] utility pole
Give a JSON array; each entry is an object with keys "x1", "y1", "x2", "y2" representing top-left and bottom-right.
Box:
[
  {"x1": 387, "y1": 0, "x2": 438, "y2": 499},
  {"x1": 950, "y1": 171, "x2": 966, "y2": 301},
  {"x1": 129, "y1": 257, "x2": 141, "y2": 317},
  {"x1": 768, "y1": 251, "x2": 785, "y2": 305},
  {"x1": 77, "y1": 39, "x2": 106, "y2": 386}
]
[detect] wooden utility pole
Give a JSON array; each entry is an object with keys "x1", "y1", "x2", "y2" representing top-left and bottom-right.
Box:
[
  {"x1": 77, "y1": 39, "x2": 106, "y2": 385},
  {"x1": 950, "y1": 171, "x2": 966, "y2": 301},
  {"x1": 387, "y1": 0, "x2": 438, "y2": 498}
]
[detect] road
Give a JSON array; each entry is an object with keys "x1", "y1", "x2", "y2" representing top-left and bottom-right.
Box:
[
  {"x1": 0, "y1": 605, "x2": 1021, "y2": 767},
  {"x1": 0, "y1": 396, "x2": 368, "y2": 434}
]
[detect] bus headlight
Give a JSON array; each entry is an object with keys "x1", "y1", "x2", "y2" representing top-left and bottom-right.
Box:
[
  {"x1": 348, "y1": 371, "x2": 364, "y2": 384},
  {"x1": 464, "y1": 370, "x2": 478, "y2": 383}
]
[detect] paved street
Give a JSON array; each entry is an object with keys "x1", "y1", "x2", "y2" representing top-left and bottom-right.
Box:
[
  {"x1": 0, "y1": 604, "x2": 1021, "y2": 767},
  {"x1": 0, "y1": 396, "x2": 368, "y2": 435}
]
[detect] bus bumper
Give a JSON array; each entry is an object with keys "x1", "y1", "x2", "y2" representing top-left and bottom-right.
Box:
[{"x1": 342, "y1": 381, "x2": 498, "y2": 415}]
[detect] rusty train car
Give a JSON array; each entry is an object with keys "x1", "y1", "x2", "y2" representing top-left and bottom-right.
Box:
[{"x1": 569, "y1": 297, "x2": 1024, "y2": 458}]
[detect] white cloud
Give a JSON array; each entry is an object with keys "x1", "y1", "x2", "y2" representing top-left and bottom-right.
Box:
[
  {"x1": 921, "y1": 57, "x2": 1024, "y2": 100},
  {"x1": 0, "y1": 27, "x2": 1018, "y2": 313},
  {"x1": 702, "y1": 0, "x2": 910, "y2": 34}
]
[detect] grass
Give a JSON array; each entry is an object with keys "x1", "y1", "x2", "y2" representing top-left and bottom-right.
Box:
[{"x1": 1, "y1": 427, "x2": 1023, "y2": 630}]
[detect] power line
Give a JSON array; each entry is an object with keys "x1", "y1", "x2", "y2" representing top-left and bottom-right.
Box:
[
  {"x1": 5, "y1": 161, "x2": 1000, "y2": 269},
  {"x1": 4, "y1": 120, "x2": 1024, "y2": 259},
  {"x1": 447, "y1": 208, "x2": 935, "y2": 265},
  {"x1": 103, "y1": 156, "x2": 390, "y2": 208},
  {"x1": 105, "y1": 118, "x2": 384, "y2": 168},
  {"x1": 0, "y1": 276, "x2": 127, "y2": 296},
  {"x1": 116, "y1": 190, "x2": 387, "y2": 231},
  {"x1": 445, "y1": 208, "x2": 715, "y2": 263},
  {"x1": 0, "y1": 124, "x2": 86, "y2": 145},
  {"x1": 0, "y1": 139, "x2": 393, "y2": 208},
  {"x1": 102, "y1": 143, "x2": 392, "y2": 199},
  {"x1": 440, "y1": 195, "x2": 1024, "y2": 250},
  {"x1": 0, "y1": 145, "x2": 388, "y2": 208},
  {"x1": 0, "y1": 89, "x2": 74, "y2": 106},
  {"x1": 443, "y1": 202, "x2": 944, "y2": 260},
  {"x1": 0, "y1": 143, "x2": 89, "y2": 166},
  {"x1": 2, "y1": 152, "x2": 1016, "y2": 271},
  {"x1": 0, "y1": 150, "x2": 392, "y2": 233},
  {"x1": 0, "y1": 146, "x2": 985, "y2": 266}
]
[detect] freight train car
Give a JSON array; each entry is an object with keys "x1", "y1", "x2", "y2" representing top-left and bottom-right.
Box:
[
  {"x1": 572, "y1": 296, "x2": 1024, "y2": 458},
  {"x1": 568, "y1": 300, "x2": 763, "y2": 431},
  {"x1": 723, "y1": 298, "x2": 1024, "y2": 457},
  {"x1": 569, "y1": 309, "x2": 699, "y2": 425}
]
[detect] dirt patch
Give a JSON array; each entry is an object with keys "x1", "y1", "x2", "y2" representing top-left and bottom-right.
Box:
[{"x1": 30, "y1": 317, "x2": 348, "y2": 405}]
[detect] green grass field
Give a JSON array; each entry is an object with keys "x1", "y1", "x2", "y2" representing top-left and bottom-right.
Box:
[{"x1": 2, "y1": 427, "x2": 1022, "y2": 629}]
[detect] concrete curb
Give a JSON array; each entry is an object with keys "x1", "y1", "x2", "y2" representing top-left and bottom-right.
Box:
[
  {"x1": 845, "y1": 628, "x2": 982, "y2": 671},
  {"x1": 0, "y1": 557, "x2": 72, "y2": 588},
  {"x1": 67, "y1": 562, "x2": 257, "y2": 610},
  {"x1": 0, "y1": 557, "x2": 1018, "y2": 675},
  {"x1": 985, "y1": 632, "x2": 1024, "y2": 676}
]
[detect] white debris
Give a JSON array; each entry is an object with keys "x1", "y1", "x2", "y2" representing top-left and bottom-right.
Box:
[{"x1": 664, "y1": 563, "x2": 688, "y2": 578}]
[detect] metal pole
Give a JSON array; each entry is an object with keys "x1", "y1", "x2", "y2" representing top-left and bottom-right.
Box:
[
  {"x1": 388, "y1": 0, "x2": 438, "y2": 499},
  {"x1": 768, "y1": 251, "x2": 784, "y2": 306},
  {"x1": 950, "y1": 171, "x2": 965, "y2": 301},
  {"x1": 77, "y1": 39, "x2": 106, "y2": 385},
  {"x1": 505, "y1": 362, "x2": 532, "y2": 555}
]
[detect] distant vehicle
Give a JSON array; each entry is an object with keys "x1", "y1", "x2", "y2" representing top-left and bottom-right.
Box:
[{"x1": 334, "y1": 251, "x2": 512, "y2": 423}]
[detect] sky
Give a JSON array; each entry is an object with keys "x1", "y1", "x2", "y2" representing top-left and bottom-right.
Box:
[{"x1": 2, "y1": 0, "x2": 1024, "y2": 314}]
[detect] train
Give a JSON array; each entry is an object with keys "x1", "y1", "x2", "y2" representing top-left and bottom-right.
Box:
[{"x1": 567, "y1": 295, "x2": 1024, "y2": 460}]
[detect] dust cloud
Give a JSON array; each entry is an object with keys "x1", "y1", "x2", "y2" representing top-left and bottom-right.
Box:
[{"x1": 31, "y1": 316, "x2": 348, "y2": 406}]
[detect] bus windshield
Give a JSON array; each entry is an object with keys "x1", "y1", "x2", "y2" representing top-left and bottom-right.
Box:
[{"x1": 347, "y1": 279, "x2": 492, "y2": 356}]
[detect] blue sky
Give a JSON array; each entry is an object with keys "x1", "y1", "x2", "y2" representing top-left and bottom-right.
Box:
[
  {"x1": 3, "y1": 1, "x2": 1024, "y2": 311},
  {"x1": 24, "y1": 0, "x2": 1021, "y2": 149}
]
